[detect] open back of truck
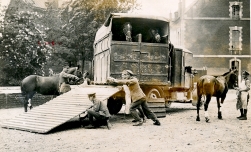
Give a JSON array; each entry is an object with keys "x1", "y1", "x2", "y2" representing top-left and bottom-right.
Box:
[{"x1": 94, "y1": 13, "x2": 171, "y2": 86}]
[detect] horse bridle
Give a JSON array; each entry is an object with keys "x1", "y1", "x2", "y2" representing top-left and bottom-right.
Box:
[{"x1": 123, "y1": 23, "x2": 132, "y2": 42}]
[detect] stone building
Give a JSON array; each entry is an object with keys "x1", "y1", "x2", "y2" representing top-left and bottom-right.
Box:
[{"x1": 170, "y1": 0, "x2": 250, "y2": 81}]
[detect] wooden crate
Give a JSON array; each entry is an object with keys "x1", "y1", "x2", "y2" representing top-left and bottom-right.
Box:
[{"x1": 148, "y1": 98, "x2": 166, "y2": 118}]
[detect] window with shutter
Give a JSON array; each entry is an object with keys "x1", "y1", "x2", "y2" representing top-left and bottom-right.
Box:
[
  {"x1": 232, "y1": 5, "x2": 240, "y2": 19},
  {"x1": 229, "y1": 2, "x2": 243, "y2": 19},
  {"x1": 232, "y1": 30, "x2": 240, "y2": 50},
  {"x1": 229, "y1": 27, "x2": 242, "y2": 55}
]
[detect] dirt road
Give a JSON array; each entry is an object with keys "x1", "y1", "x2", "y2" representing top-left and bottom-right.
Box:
[{"x1": 0, "y1": 90, "x2": 251, "y2": 152}]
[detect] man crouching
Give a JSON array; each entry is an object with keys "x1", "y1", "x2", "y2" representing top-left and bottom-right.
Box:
[{"x1": 86, "y1": 92, "x2": 112, "y2": 130}]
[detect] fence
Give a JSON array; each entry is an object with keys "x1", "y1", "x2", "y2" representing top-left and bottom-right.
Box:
[
  {"x1": 0, "y1": 87, "x2": 54, "y2": 109},
  {"x1": 0, "y1": 93, "x2": 54, "y2": 109}
]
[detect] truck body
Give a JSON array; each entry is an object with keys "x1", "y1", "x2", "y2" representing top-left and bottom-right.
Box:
[{"x1": 93, "y1": 13, "x2": 196, "y2": 114}]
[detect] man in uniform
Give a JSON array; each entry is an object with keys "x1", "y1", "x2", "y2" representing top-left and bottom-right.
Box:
[
  {"x1": 235, "y1": 70, "x2": 250, "y2": 120},
  {"x1": 58, "y1": 66, "x2": 79, "y2": 94},
  {"x1": 86, "y1": 92, "x2": 112, "y2": 130},
  {"x1": 107, "y1": 70, "x2": 161, "y2": 126}
]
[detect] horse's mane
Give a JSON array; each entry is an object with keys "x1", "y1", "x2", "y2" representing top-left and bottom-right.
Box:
[{"x1": 222, "y1": 71, "x2": 231, "y2": 76}]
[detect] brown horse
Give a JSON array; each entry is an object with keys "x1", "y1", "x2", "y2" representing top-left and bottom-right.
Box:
[
  {"x1": 196, "y1": 69, "x2": 238, "y2": 122},
  {"x1": 21, "y1": 66, "x2": 82, "y2": 112}
]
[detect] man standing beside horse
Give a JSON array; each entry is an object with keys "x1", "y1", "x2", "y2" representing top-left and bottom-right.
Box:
[{"x1": 235, "y1": 71, "x2": 250, "y2": 120}]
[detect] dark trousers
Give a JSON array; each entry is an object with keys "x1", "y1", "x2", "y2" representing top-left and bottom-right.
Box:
[
  {"x1": 130, "y1": 97, "x2": 157, "y2": 122},
  {"x1": 87, "y1": 110, "x2": 108, "y2": 125}
]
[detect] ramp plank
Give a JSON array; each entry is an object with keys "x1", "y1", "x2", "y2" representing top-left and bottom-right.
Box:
[{"x1": 1, "y1": 86, "x2": 120, "y2": 133}]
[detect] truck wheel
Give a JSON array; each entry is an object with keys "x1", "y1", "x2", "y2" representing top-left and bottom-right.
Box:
[
  {"x1": 146, "y1": 87, "x2": 164, "y2": 99},
  {"x1": 107, "y1": 97, "x2": 123, "y2": 115},
  {"x1": 165, "y1": 101, "x2": 172, "y2": 108}
]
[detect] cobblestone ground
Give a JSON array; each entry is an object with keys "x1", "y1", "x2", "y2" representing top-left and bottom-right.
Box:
[{"x1": 0, "y1": 90, "x2": 251, "y2": 152}]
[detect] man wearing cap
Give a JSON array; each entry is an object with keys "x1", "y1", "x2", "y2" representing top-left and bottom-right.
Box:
[
  {"x1": 86, "y1": 92, "x2": 112, "y2": 129},
  {"x1": 107, "y1": 70, "x2": 161, "y2": 126},
  {"x1": 58, "y1": 66, "x2": 79, "y2": 94},
  {"x1": 235, "y1": 70, "x2": 250, "y2": 120}
]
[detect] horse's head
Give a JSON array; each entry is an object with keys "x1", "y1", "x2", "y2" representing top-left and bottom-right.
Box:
[
  {"x1": 149, "y1": 28, "x2": 161, "y2": 43},
  {"x1": 223, "y1": 68, "x2": 238, "y2": 88},
  {"x1": 123, "y1": 22, "x2": 132, "y2": 42}
]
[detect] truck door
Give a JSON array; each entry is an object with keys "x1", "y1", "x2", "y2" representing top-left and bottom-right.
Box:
[
  {"x1": 110, "y1": 42, "x2": 141, "y2": 78},
  {"x1": 139, "y1": 43, "x2": 169, "y2": 83}
]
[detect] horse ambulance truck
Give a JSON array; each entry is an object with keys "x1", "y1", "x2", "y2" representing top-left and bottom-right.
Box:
[{"x1": 92, "y1": 13, "x2": 197, "y2": 115}]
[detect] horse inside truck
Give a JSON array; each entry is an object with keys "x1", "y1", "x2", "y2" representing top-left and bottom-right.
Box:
[{"x1": 93, "y1": 13, "x2": 196, "y2": 114}]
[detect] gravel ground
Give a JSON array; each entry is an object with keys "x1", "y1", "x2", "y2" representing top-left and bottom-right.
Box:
[{"x1": 0, "y1": 90, "x2": 251, "y2": 152}]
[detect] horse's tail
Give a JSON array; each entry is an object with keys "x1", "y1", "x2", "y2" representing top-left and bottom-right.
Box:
[{"x1": 20, "y1": 81, "x2": 26, "y2": 96}]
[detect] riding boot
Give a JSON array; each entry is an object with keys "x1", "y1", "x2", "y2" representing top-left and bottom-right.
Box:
[
  {"x1": 153, "y1": 119, "x2": 161, "y2": 126},
  {"x1": 239, "y1": 109, "x2": 247, "y2": 120},
  {"x1": 237, "y1": 109, "x2": 244, "y2": 119}
]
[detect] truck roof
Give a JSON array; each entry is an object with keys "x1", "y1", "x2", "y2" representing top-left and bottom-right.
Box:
[{"x1": 111, "y1": 13, "x2": 170, "y2": 22}]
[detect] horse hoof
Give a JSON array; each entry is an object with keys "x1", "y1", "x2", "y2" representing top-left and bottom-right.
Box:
[
  {"x1": 218, "y1": 112, "x2": 222, "y2": 119},
  {"x1": 196, "y1": 117, "x2": 200, "y2": 121},
  {"x1": 205, "y1": 118, "x2": 210, "y2": 122}
]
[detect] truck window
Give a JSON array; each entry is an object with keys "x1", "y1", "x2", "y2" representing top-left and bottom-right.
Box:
[{"x1": 111, "y1": 18, "x2": 169, "y2": 44}]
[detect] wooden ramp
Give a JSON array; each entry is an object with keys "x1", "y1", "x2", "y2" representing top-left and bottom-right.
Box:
[{"x1": 1, "y1": 85, "x2": 120, "y2": 134}]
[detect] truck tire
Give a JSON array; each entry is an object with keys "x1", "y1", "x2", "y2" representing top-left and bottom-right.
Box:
[
  {"x1": 146, "y1": 87, "x2": 164, "y2": 99},
  {"x1": 107, "y1": 97, "x2": 123, "y2": 115},
  {"x1": 146, "y1": 87, "x2": 172, "y2": 108},
  {"x1": 165, "y1": 101, "x2": 172, "y2": 108}
]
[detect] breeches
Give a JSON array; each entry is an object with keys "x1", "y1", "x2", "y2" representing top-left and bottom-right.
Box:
[
  {"x1": 130, "y1": 97, "x2": 157, "y2": 121},
  {"x1": 241, "y1": 92, "x2": 249, "y2": 109},
  {"x1": 87, "y1": 110, "x2": 108, "y2": 121},
  {"x1": 59, "y1": 83, "x2": 71, "y2": 94}
]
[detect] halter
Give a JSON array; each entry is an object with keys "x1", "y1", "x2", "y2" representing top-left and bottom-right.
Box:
[{"x1": 123, "y1": 23, "x2": 132, "y2": 42}]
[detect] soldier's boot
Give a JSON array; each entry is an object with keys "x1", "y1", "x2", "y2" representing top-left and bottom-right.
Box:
[
  {"x1": 237, "y1": 109, "x2": 244, "y2": 119},
  {"x1": 239, "y1": 109, "x2": 247, "y2": 120}
]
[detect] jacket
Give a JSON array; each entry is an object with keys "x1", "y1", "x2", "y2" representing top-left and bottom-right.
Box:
[
  {"x1": 91, "y1": 98, "x2": 111, "y2": 118},
  {"x1": 58, "y1": 71, "x2": 78, "y2": 93},
  {"x1": 115, "y1": 77, "x2": 146, "y2": 102}
]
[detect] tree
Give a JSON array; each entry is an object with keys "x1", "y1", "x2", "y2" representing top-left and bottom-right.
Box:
[
  {"x1": 57, "y1": 0, "x2": 140, "y2": 72},
  {"x1": 0, "y1": 6, "x2": 52, "y2": 85},
  {"x1": 0, "y1": 0, "x2": 140, "y2": 85}
]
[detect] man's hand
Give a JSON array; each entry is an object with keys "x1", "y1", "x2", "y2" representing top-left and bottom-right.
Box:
[{"x1": 107, "y1": 77, "x2": 115, "y2": 83}]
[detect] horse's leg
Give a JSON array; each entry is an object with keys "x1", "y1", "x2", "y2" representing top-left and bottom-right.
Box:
[
  {"x1": 24, "y1": 96, "x2": 29, "y2": 112},
  {"x1": 27, "y1": 92, "x2": 36, "y2": 110},
  {"x1": 196, "y1": 95, "x2": 202, "y2": 121},
  {"x1": 217, "y1": 97, "x2": 222, "y2": 119},
  {"x1": 204, "y1": 95, "x2": 211, "y2": 122}
]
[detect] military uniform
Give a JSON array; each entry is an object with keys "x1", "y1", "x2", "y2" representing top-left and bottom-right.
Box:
[
  {"x1": 86, "y1": 93, "x2": 112, "y2": 129},
  {"x1": 236, "y1": 71, "x2": 250, "y2": 120},
  {"x1": 107, "y1": 70, "x2": 161, "y2": 126},
  {"x1": 58, "y1": 68, "x2": 79, "y2": 94}
]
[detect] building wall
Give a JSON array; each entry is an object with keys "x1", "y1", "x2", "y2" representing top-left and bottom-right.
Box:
[
  {"x1": 171, "y1": 0, "x2": 250, "y2": 77},
  {"x1": 184, "y1": 20, "x2": 250, "y2": 56}
]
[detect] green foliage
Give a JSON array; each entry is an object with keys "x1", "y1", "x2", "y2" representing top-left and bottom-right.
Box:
[
  {"x1": 58, "y1": 0, "x2": 140, "y2": 61},
  {"x1": 1, "y1": 9, "x2": 52, "y2": 85},
  {"x1": 0, "y1": 0, "x2": 140, "y2": 85}
]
